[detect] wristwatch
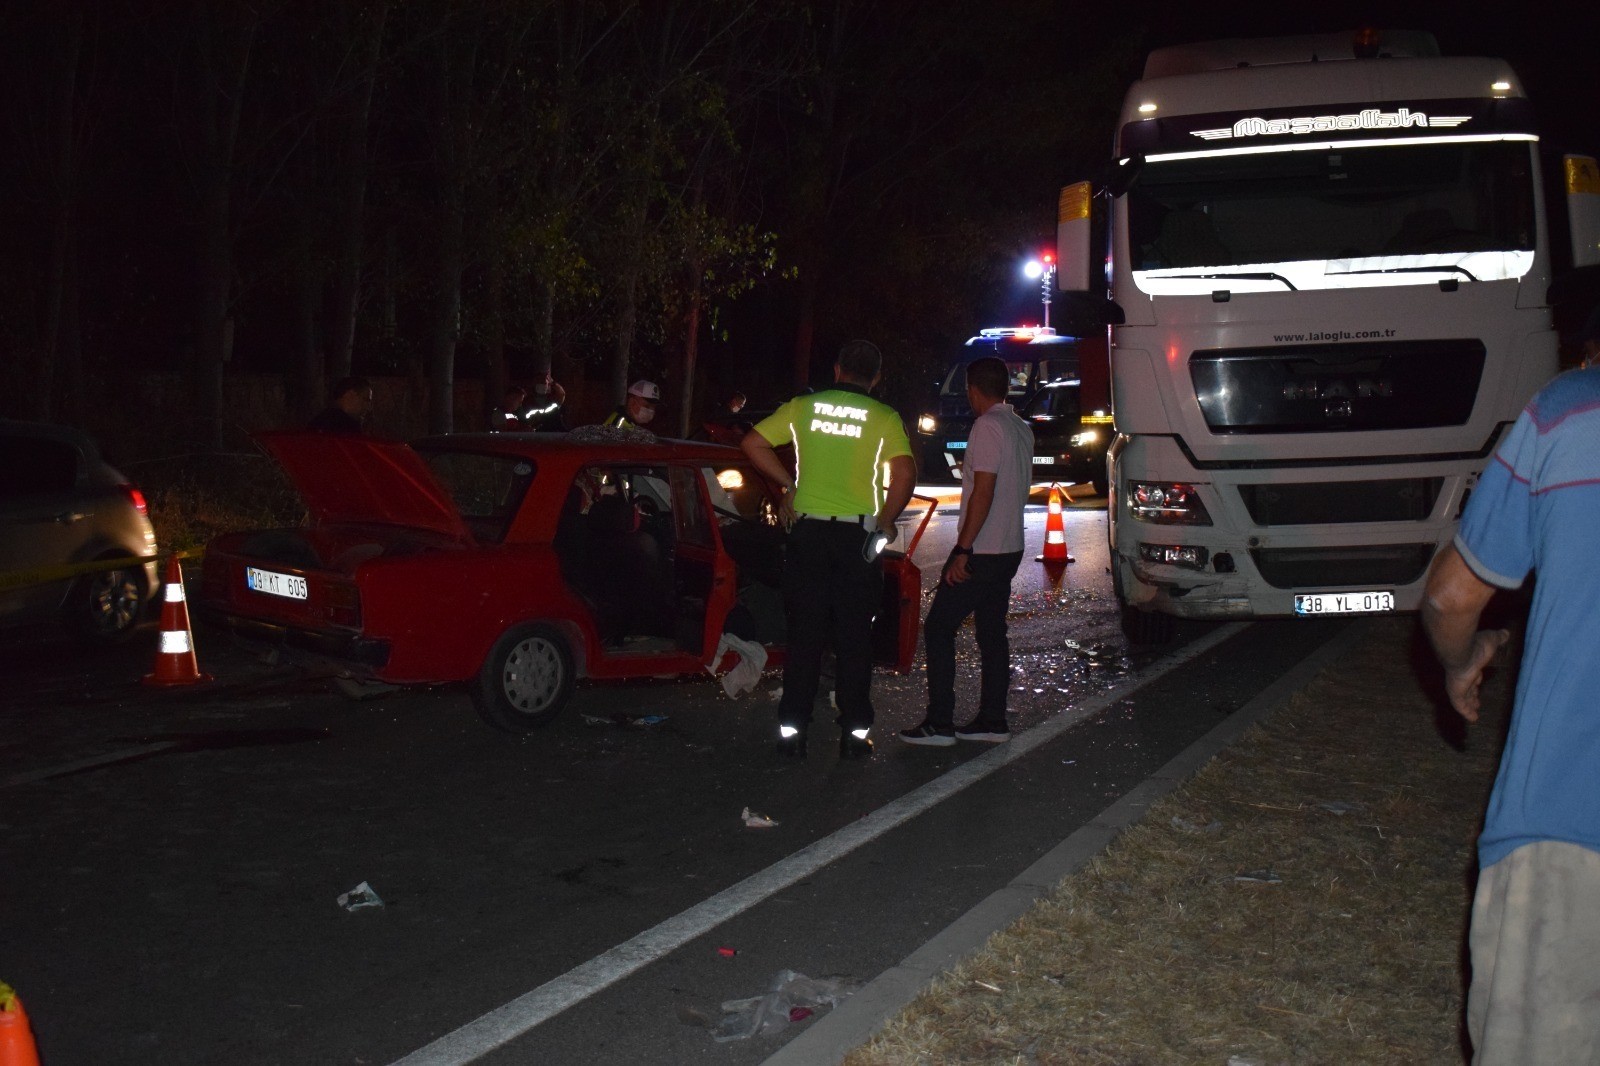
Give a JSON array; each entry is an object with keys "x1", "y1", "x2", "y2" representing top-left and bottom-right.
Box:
[{"x1": 950, "y1": 545, "x2": 973, "y2": 556}]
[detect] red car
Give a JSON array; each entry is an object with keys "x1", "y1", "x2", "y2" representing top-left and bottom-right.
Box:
[{"x1": 199, "y1": 431, "x2": 927, "y2": 731}]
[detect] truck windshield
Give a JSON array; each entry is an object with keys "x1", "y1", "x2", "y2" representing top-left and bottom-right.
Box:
[{"x1": 1128, "y1": 138, "x2": 1536, "y2": 294}]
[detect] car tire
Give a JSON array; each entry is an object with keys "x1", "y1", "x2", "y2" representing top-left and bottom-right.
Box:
[
  {"x1": 472, "y1": 623, "x2": 575, "y2": 732},
  {"x1": 70, "y1": 562, "x2": 148, "y2": 644}
]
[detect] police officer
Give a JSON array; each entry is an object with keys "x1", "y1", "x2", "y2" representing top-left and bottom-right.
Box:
[
  {"x1": 741, "y1": 340, "x2": 916, "y2": 758},
  {"x1": 602, "y1": 380, "x2": 660, "y2": 431}
]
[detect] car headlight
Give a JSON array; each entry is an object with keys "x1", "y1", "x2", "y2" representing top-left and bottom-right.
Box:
[
  {"x1": 1128, "y1": 481, "x2": 1211, "y2": 525},
  {"x1": 1069, "y1": 429, "x2": 1099, "y2": 447},
  {"x1": 917, "y1": 414, "x2": 938, "y2": 434}
]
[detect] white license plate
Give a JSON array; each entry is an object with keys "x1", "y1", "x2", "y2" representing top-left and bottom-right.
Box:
[
  {"x1": 1032, "y1": 455, "x2": 1055, "y2": 465},
  {"x1": 1294, "y1": 590, "x2": 1393, "y2": 616},
  {"x1": 247, "y1": 566, "x2": 308, "y2": 600}
]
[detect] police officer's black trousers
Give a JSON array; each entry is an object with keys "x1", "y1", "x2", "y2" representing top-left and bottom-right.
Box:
[{"x1": 778, "y1": 519, "x2": 883, "y2": 735}]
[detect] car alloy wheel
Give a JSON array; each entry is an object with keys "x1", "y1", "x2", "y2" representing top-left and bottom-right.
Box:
[
  {"x1": 472, "y1": 623, "x2": 576, "y2": 732},
  {"x1": 74, "y1": 565, "x2": 146, "y2": 644}
]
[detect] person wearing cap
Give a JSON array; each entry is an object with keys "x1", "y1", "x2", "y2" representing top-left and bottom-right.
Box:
[
  {"x1": 740, "y1": 339, "x2": 916, "y2": 759},
  {"x1": 603, "y1": 380, "x2": 661, "y2": 431}
]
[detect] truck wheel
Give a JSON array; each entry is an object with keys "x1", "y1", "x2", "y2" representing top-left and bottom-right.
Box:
[
  {"x1": 472, "y1": 623, "x2": 575, "y2": 732},
  {"x1": 1120, "y1": 604, "x2": 1175, "y2": 645}
]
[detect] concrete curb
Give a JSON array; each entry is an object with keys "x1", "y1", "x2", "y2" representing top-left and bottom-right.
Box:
[{"x1": 762, "y1": 619, "x2": 1372, "y2": 1066}]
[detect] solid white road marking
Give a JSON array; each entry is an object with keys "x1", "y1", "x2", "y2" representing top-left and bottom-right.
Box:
[
  {"x1": 1, "y1": 742, "x2": 184, "y2": 789},
  {"x1": 390, "y1": 621, "x2": 1248, "y2": 1066}
]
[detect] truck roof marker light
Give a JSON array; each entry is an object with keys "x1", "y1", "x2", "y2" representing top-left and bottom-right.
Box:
[
  {"x1": 1491, "y1": 80, "x2": 1511, "y2": 93},
  {"x1": 1138, "y1": 102, "x2": 1157, "y2": 114},
  {"x1": 1147, "y1": 132, "x2": 1537, "y2": 163},
  {"x1": 1353, "y1": 27, "x2": 1381, "y2": 59}
]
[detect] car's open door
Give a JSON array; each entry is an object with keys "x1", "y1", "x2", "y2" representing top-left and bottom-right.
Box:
[{"x1": 872, "y1": 494, "x2": 939, "y2": 673}]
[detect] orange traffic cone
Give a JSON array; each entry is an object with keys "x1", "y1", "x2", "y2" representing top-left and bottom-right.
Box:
[
  {"x1": 0, "y1": 983, "x2": 40, "y2": 1066},
  {"x1": 1037, "y1": 483, "x2": 1075, "y2": 564},
  {"x1": 144, "y1": 556, "x2": 212, "y2": 686}
]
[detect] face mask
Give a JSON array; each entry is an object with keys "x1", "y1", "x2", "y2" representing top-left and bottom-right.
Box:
[{"x1": 633, "y1": 406, "x2": 656, "y2": 425}]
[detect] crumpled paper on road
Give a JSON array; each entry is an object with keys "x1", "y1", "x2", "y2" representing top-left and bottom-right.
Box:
[{"x1": 713, "y1": 633, "x2": 768, "y2": 698}]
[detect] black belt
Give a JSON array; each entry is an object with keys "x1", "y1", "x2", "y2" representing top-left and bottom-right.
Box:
[{"x1": 797, "y1": 513, "x2": 872, "y2": 527}]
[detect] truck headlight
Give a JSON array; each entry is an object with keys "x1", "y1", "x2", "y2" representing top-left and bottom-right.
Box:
[
  {"x1": 1070, "y1": 429, "x2": 1099, "y2": 447},
  {"x1": 917, "y1": 414, "x2": 938, "y2": 434},
  {"x1": 1129, "y1": 481, "x2": 1211, "y2": 525}
]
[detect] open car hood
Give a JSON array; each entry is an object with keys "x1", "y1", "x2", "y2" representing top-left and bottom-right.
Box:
[{"x1": 257, "y1": 431, "x2": 471, "y2": 542}]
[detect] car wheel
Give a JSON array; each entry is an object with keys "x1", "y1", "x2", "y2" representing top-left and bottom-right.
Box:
[
  {"x1": 71, "y1": 563, "x2": 147, "y2": 644},
  {"x1": 471, "y1": 623, "x2": 575, "y2": 732}
]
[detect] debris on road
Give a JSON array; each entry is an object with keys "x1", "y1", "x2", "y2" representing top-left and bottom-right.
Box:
[
  {"x1": 709, "y1": 970, "x2": 855, "y2": 1042},
  {"x1": 716, "y1": 947, "x2": 738, "y2": 958},
  {"x1": 1233, "y1": 869, "x2": 1282, "y2": 884},
  {"x1": 741, "y1": 807, "x2": 778, "y2": 829},
  {"x1": 1317, "y1": 800, "x2": 1359, "y2": 816},
  {"x1": 1170, "y1": 812, "x2": 1222, "y2": 835},
  {"x1": 336, "y1": 881, "x2": 384, "y2": 911}
]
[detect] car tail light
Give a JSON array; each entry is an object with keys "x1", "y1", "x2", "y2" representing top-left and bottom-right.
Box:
[
  {"x1": 325, "y1": 582, "x2": 362, "y2": 628},
  {"x1": 119, "y1": 483, "x2": 149, "y2": 516}
]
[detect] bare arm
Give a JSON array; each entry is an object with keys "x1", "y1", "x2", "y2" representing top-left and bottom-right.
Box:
[
  {"x1": 943, "y1": 470, "x2": 996, "y2": 585},
  {"x1": 1420, "y1": 544, "x2": 1509, "y2": 723},
  {"x1": 876, "y1": 454, "x2": 917, "y2": 535},
  {"x1": 740, "y1": 432, "x2": 794, "y2": 493}
]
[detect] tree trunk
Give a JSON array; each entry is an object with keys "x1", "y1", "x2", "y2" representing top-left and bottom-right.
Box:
[{"x1": 326, "y1": 2, "x2": 386, "y2": 381}]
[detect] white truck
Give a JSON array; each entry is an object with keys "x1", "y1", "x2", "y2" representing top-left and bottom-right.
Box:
[{"x1": 1056, "y1": 29, "x2": 1600, "y2": 641}]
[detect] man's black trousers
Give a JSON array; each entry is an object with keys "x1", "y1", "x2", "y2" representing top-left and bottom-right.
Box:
[
  {"x1": 778, "y1": 519, "x2": 883, "y2": 734},
  {"x1": 923, "y1": 550, "x2": 1023, "y2": 730}
]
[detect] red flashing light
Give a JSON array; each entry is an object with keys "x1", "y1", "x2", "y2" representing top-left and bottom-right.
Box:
[
  {"x1": 1353, "y1": 27, "x2": 1380, "y2": 58},
  {"x1": 121, "y1": 484, "x2": 149, "y2": 516}
]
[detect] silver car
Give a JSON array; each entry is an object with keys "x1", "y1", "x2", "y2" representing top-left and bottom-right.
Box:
[{"x1": 0, "y1": 420, "x2": 161, "y2": 642}]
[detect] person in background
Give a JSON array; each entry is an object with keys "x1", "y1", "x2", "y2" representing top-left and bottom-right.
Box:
[
  {"x1": 1421, "y1": 354, "x2": 1600, "y2": 1064},
  {"x1": 727, "y1": 391, "x2": 747, "y2": 416},
  {"x1": 308, "y1": 376, "x2": 373, "y2": 434},
  {"x1": 900, "y1": 356, "x2": 1032, "y2": 747},
  {"x1": 523, "y1": 372, "x2": 568, "y2": 431},
  {"x1": 493, "y1": 384, "x2": 529, "y2": 431},
  {"x1": 602, "y1": 380, "x2": 660, "y2": 431},
  {"x1": 740, "y1": 339, "x2": 915, "y2": 759}
]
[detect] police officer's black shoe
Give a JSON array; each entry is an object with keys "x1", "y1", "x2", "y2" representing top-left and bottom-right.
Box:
[
  {"x1": 839, "y1": 727, "x2": 873, "y2": 759},
  {"x1": 776, "y1": 725, "x2": 808, "y2": 758}
]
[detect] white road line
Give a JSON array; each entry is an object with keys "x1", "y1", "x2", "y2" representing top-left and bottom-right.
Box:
[
  {"x1": 390, "y1": 621, "x2": 1248, "y2": 1066},
  {"x1": 0, "y1": 741, "x2": 184, "y2": 789}
]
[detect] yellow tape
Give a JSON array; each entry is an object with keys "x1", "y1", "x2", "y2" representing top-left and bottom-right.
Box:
[{"x1": 0, "y1": 548, "x2": 204, "y2": 595}]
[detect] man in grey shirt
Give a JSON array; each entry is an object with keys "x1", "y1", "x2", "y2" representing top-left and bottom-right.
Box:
[{"x1": 901, "y1": 356, "x2": 1034, "y2": 745}]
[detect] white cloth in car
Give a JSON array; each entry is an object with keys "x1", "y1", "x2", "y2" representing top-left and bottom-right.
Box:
[{"x1": 713, "y1": 633, "x2": 768, "y2": 698}]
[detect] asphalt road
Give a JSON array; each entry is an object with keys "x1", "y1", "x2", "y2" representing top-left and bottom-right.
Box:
[{"x1": 0, "y1": 490, "x2": 1349, "y2": 1064}]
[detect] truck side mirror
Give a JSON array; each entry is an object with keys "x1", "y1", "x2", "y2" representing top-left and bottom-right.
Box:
[{"x1": 1102, "y1": 155, "x2": 1144, "y2": 199}]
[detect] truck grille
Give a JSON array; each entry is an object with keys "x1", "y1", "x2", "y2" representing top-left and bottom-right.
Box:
[
  {"x1": 1249, "y1": 544, "x2": 1435, "y2": 589},
  {"x1": 1191, "y1": 339, "x2": 1485, "y2": 433},
  {"x1": 1237, "y1": 478, "x2": 1443, "y2": 526}
]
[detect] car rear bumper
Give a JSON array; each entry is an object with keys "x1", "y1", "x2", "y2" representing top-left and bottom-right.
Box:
[{"x1": 200, "y1": 609, "x2": 391, "y2": 670}]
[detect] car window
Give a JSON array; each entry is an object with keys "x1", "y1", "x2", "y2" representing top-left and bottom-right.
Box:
[
  {"x1": 421, "y1": 450, "x2": 535, "y2": 544},
  {"x1": 0, "y1": 435, "x2": 80, "y2": 498},
  {"x1": 1022, "y1": 384, "x2": 1082, "y2": 420},
  {"x1": 672, "y1": 467, "x2": 713, "y2": 549},
  {"x1": 1035, "y1": 356, "x2": 1079, "y2": 385},
  {"x1": 702, "y1": 465, "x2": 781, "y2": 528}
]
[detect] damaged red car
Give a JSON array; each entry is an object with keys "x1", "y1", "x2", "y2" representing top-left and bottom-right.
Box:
[{"x1": 199, "y1": 431, "x2": 928, "y2": 731}]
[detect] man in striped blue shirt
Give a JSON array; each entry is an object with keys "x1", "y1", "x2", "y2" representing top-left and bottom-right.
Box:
[{"x1": 1423, "y1": 364, "x2": 1600, "y2": 1064}]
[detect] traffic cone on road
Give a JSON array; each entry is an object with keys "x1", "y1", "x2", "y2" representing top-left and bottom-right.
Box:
[
  {"x1": 1036, "y1": 483, "x2": 1075, "y2": 565},
  {"x1": 143, "y1": 555, "x2": 211, "y2": 686},
  {"x1": 0, "y1": 983, "x2": 41, "y2": 1066}
]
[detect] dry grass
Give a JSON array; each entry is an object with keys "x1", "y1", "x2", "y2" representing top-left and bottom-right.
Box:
[
  {"x1": 138, "y1": 452, "x2": 304, "y2": 553},
  {"x1": 848, "y1": 619, "x2": 1511, "y2": 1065}
]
